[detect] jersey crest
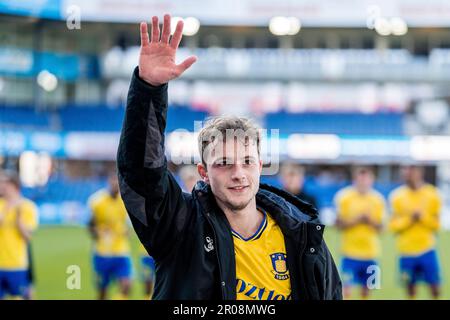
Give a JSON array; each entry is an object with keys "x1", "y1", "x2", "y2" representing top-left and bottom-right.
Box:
[{"x1": 270, "y1": 253, "x2": 289, "y2": 280}]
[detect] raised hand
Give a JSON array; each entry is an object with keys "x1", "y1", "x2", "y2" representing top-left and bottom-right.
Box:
[{"x1": 138, "y1": 14, "x2": 197, "y2": 86}]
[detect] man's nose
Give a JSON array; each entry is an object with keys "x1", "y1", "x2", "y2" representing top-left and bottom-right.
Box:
[{"x1": 231, "y1": 164, "x2": 246, "y2": 180}]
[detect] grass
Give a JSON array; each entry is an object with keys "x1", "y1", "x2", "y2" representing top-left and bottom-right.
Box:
[
  {"x1": 31, "y1": 226, "x2": 146, "y2": 300},
  {"x1": 30, "y1": 226, "x2": 450, "y2": 300}
]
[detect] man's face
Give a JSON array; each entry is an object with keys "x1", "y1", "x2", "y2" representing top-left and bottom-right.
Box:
[
  {"x1": 198, "y1": 138, "x2": 262, "y2": 211},
  {"x1": 281, "y1": 170, "x2": 304, "y2": 194},
  {"x1": 354, "y1": 170, "x2": 374, "y2": 192},
  {"x1": 0, "y1": 178, "x2": 16, "y2": 198},
  {"x1": 401, "y1": 166, "x2": 423, "y2": 185}
]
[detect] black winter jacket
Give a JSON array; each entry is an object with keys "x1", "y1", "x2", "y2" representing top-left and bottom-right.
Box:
[{"x1": 117, "y1": 67, "x2": 342, "y2": 300}]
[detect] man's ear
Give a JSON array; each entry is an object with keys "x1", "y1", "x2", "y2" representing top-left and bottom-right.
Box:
[{"x1": 197, "y1": 163, "x2": 210, "y2": 184}]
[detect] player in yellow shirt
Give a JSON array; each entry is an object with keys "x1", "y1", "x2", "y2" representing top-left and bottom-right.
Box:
[
  {"x1": 334, "y1": 167, "x2": 385, "y2": 299},
  {"x1": 388, "y1": 165, "x2": 442, "y2": 300},
  {"x1": 0, "y1": 171, "x2": 38, "y2": 300},
  {"x1": 88, "y1": 173, "x2": 132, "y2": 300}
]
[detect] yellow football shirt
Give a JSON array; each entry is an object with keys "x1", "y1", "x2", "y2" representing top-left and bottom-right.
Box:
[
  {"x1": 0, "y1": 198, "x2": 38, "y2": 270},
  {"x1": 334, "y1": 186, "x2": 386, "y2": 260},
  {"x1": 88, "y1": 190, "x2": 130, "y2": 256},
  {"x1": 233, "y1": 210, "x2": 291, "y2": 300},
  {"x1": 388, "y1": 184, "x2": 441, "y2": 256}
]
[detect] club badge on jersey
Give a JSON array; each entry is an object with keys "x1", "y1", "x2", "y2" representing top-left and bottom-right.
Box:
[{"x1": 270, "y1": 253, "x2": 289, "y2": 280}]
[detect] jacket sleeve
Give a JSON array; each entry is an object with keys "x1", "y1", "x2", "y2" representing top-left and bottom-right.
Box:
[
  {"x1": 322, "y1": 241, "x2": 343, "y2": 300},
  {"x1": 117, "y1": 66, "x2": 192, "y2": 260},
  {"x1": 305, "y1": 223, "x2": 342, "y2": 300}
]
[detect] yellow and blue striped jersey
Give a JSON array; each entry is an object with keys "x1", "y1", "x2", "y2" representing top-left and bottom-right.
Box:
[
  {"x1": 388, "y1": 184, "x2": 441, "y2": 256},
  {"x1": 334, "y1": 186, "x2": 386, "y2": 260},
  {"x1": 0, "y1": 198, "x2": 38, "y2": 270},
  {"x1": 88, "y1": 189, "x2": 130, "y2": 256},
  {"x1": 233, "y1": 210, "x2": 291, "y2": 300}
]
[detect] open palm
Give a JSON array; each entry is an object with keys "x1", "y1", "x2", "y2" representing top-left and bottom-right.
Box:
[{"x1": 139, "y1": 14, "x2": 197, "y2": 86}]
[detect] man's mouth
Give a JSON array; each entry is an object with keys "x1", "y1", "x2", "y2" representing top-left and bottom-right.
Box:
[{"x1": 228, "y1": 185, "x2": 249, "y2": 191}]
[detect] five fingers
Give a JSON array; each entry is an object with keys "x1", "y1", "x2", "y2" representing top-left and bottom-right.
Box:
[{"x1": 142, "y1": 14, "x2": 197, "y2": 74}]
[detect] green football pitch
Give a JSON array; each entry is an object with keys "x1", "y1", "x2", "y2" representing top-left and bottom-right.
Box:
[{"x1": 30, "y1": 226, "x2": 450, "y2": 300}]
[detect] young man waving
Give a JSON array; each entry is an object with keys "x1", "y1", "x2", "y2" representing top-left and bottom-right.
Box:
[{"x1": 117, "y1": 14, "x2": 341, "y2": 300}]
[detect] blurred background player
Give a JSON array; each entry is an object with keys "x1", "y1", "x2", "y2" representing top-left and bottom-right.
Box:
[
  {"x1": 88, "y1": 172, "x2": 132, "y2": 300},
  {"x1": 334, "y1": 166, "x2": 385, "y2": 299},
  {"x1": 178, "y1": 165, "x2": 201, "y2": 192},
  {"x1": 0, "y1": 171, "x2": 39, "y2": 299},
  {"x1": 389, "y1": 165, "x2": 442, "y2": 299},
  {"x1": 279, "y1": 162, "x2": 318, "y2": 209}
]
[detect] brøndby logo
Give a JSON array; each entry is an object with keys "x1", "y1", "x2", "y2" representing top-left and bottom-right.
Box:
[
  {"x1": 270, "y1": 253, "x2": 289, "y2": 280},
  {"x1": 204, "y1": 236, "x2": 214, "y2": 252}
]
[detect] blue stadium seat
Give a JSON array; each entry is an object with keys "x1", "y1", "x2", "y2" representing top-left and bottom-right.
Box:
[
  {"x1": 264, "y1": 112, "x2": 405, "y2": 136},
  {"x1": 58, "y1": 104, "x2": 208, "y2": 132},
  {"x1": 23, "y1": 177, "x2": 107, "y2": 204},
  {"x1": 59, "y1": 105, "x2": 125, "y2": 132},
  {"x1": 1, "y1": 105, "x2": 404, "y2": 136},
  {"x1": 0, "y1": 106, "x2": 52, "y2": 129}
]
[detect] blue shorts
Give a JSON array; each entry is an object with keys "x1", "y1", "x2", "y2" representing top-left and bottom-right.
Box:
[
  {"x1": 0, "y1": 270, "x2": 28, "y2": 299},
  {"x1": 399, "y1": 249, "x2": 441, "y2": 285},
  {"x1": 93, "y1": 255, "x2": 132, "y2": 289},
  {"x1": 341, "y1": 257, "x2": 378, "y2": 286},
  {"x1": 141, "y1": 256, "x2": 156, "y2": 282}
]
